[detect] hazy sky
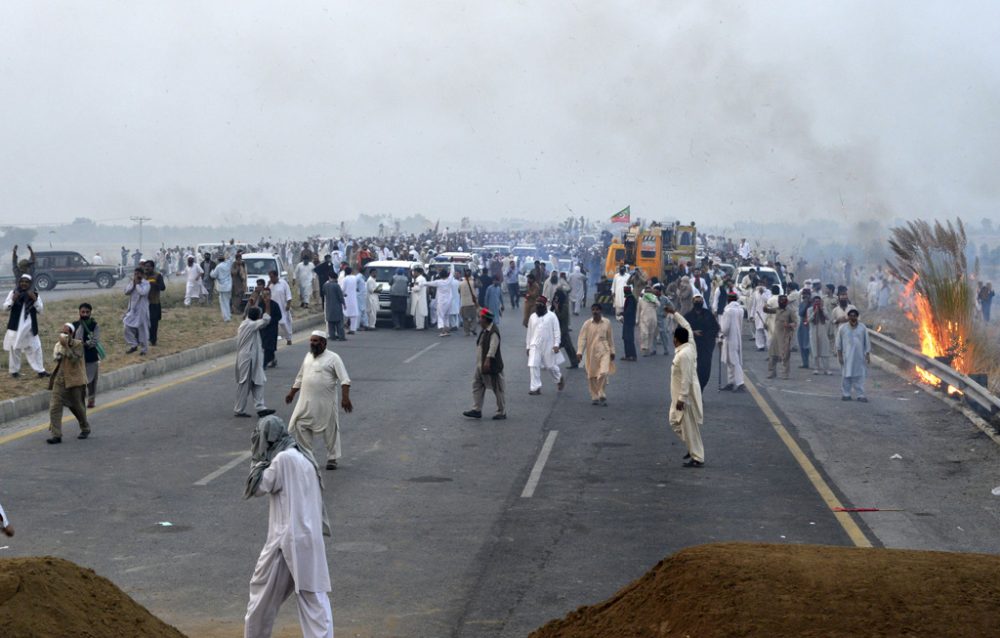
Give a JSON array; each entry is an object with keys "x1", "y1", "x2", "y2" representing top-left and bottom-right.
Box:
[{"x1": 2, "y1": 1, "x2": 999, "y2": 228}]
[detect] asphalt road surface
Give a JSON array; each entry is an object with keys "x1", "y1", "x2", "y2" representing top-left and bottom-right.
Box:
[{"x1": 2, "y1": 309, "x2": 999, "y2": 637}]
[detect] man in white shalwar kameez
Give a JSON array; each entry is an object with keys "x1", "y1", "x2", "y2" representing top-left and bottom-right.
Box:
[
  {"x1": 183, "y1": 256, "x2": 205, "y2": 306},
  {"x1": 365, "y1": 270, "x2": 379, "y2": 329},
  {"x1": 749, "y1": 285, "x2": 770, "y2": 351},
  {"x1": 244, "y1": 415, "x2": 333, "y2": 638},
  {"x1": 611, "y1": 265, "x2": 630, "y2": 317},
  {"x1": 4, "y1": 274, "x2": 46, "y2": 377},
  {"x1": 122, "y1": 271, "x2": 151, "y2": 355},
  {"x1": 836, "y1": 307, "x2": 871, "y2": 402},
  {"x1": 293, "y1": 257, "x2": 315, "y2": 308},
  {"x1": 670, "y1": 326, "x2": 705, "y2": 467},
  {"x1": 423, "y1": 271, "x2": 456, "y2": 337},
  {"x1": 525, "y1": 295, "x2": 564, "y2": 394},
  {"x1": 718, "y1": 292, "x2": 746, "y2": 392},
  {"x1": 568, "y1": 266, "x2": 586, "y2": 315},
  {"x1": 342, "y1": 269, "x2": 360, "y2": 334},
  {"x1": 286, "y1": 331, "x2": 353, "y2": 470},
  {"x1": 409, "y1": 268, "x2": 428, "y2": 329},
  {"x1": 268, "y1": 271, "x2": 294, "y2": 345},
  {"x1": 235, "y1": 306, "x2": 275, "y2": 418}
]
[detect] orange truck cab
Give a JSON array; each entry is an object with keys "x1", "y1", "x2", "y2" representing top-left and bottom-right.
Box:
[{"x1": 596, "y1": 221, "x2": 697, "y2": 310}]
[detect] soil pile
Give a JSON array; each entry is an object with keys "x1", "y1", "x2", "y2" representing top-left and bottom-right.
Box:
[
  {"x1": 530, "y1": 542, "x2": 1000, "y2": 638},
  {"x1": 0, "y1": 556, "x2": 186, "y2": 638}
]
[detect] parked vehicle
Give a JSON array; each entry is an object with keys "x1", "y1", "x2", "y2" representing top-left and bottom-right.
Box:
[
  {"x1": 30, "y1": 251, "x2": 120, "y2": 291},
  {"x1": 241, "y1": 253, "x2": 287, "y2": 300},
  {"x1": 364, "y1": 259, "x2": 423, "y2": 321}
]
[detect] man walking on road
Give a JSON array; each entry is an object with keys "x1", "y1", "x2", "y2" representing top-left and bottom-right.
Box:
[
  {"x1": 464, "y1": 309, "x2": 506, "y2": 420},
  {"x1": 718, "y1": 291, "x2": 746, "y2": 392},
  {"x1": 670, "y1": 326, "x2": 705, "y2": 467},
  {"x1": 243, "y1": 415, "x2": 334, "y2": 638},
  {"x1": 267, "y1": 270, "x2": 294, "y2": 345},
  {"x1": 183, "y1": 255, "x2": 205, "y2": 306},
  {"x1": 234, "y1": 306, "x2": 275, "y2": 418},
  {"x1": 836, "y1": 307, "x2": 871, "y2": 402},
  {"x1": 286, "y1": 332, "x2": 353, "y2": 471},
  {"x1": 72, "y1": 303, "x2": 102, "y2": 408},
  {"x1": 526, "y1": 295, "x2": 564, "y2": 395},
  {"x1": 552, "y1": 289, "x2": 578, "y2": 367},
  {"x1": 576, "y1": 303, "x2": 616, "y2": 406},
  {"x1": 764, "y1": 294, "x2": 797, "y2": 380},
  {"x1": 46, "y1": 322, "x2": 92, "y2": 444}
]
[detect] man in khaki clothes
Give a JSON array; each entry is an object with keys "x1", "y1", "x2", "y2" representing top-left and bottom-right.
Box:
[
  {"x1": 46, "y1": 322, "x2": 91, "y2": 444},
  {"x1": 576, "y1": 303, "x2": 616, "y2": 406},
  {"x1": 764, "y1": 294, "x2": 798, "y2": 379},
  {"x1": 670, "y1": 326, "x2": 704, "y2": 467}
]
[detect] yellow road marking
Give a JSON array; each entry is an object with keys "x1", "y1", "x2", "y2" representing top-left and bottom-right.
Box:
[
  {"x1": 0, "y1": 364, "x2": 225, "y2": 446},
  {"x1": 744, "y1": 378, "x2": 873, "y2": 548}
]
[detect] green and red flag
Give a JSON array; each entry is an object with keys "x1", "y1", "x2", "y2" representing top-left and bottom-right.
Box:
[{"x1": 610, "y1": 205, "x2": 630, "y2": 223}]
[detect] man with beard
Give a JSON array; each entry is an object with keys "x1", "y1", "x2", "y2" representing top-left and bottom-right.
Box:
[
  {"x1": 611, "y1": 265, "x2": 630, "y2": 317},
  {"x1": 4, "y1": 274, "x2": 47, "y2": 378},
  {"x1": 718, "y1": 291, "x2": 746, "y2": 392},
  {"x1": 234, "y1": 306, "x2": 275, "y2": 418},
  {"x1": 836, "y1": 307, "x2": 871, "y2": 402},
  {"x1": 525, "y1": 295, "x2": 564, "y2": 395},
  {"x1": 764, "y1": 294, "x2": 797, "y2": 380},
  {"x1": 72, "y1": 303, "x2": 102, "y2": 408},
  {"x1": 286, "y1": 331, "x2": 354, "y2": 470},
  {"x1": 683, "y1": 293, "x2": 719, "y2": 391}
]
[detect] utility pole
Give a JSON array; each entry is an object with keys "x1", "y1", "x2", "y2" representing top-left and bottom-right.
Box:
[{"x1": 130, "y1": 216, "x2": 152, "y2": 253}]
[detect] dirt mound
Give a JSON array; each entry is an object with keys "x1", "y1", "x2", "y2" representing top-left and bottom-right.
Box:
[
  {"x1": 0, "y1": 556, "x2": 186, "y2": 638},
  {"x1": 530, "y1": 542, "x2": 1000, "y2": 638}
]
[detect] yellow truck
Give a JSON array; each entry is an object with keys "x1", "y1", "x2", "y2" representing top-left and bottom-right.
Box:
[{"x1": 596, "y1": 222, "x2": 698, "y2": 309}]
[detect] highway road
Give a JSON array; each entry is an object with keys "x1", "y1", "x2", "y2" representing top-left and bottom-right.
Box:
[{"x1": 2, "y1": 310, "x2": 999, "y2": 637}]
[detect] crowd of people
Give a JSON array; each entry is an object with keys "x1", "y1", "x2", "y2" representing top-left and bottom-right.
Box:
[{"x1": 0, "y1": 226, "x2": 917, "y2": 638}]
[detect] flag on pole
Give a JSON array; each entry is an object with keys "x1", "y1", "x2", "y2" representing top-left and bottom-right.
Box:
[{"x1": 610, "y1": 205, "x2": 630, "y2": 223}]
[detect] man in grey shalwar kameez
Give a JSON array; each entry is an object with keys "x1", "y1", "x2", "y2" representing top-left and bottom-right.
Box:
[
  {"x1": 244, "y1": 415, "x2": 333, "y2": 638},
  {"x1": 836, "y1": 306, "x2": 871, "y2": 402},
  {"x1": 122, "y1": 269, "x2": 150, "y2": 355},
  {"x1": 235, "y1": 306, "x2": 276, "y2": 418}
]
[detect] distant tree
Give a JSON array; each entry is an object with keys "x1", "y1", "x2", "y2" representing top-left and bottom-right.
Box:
[
  {"x1": 0, "y1": 226, "x2": 38, "y2": 249},
  {"x1": 982, "y1": 217, "x2": 994, "y2": 233}
]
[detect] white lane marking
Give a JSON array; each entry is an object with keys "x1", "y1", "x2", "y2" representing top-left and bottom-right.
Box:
[
  {"x1": 194, "y1": 451, "x2": 252, "y2": 486},
  {"x1": 521, "y1": 431, "x2": 559, "y2": 498},
  {"x1": 403, "y1": 342, "x2": 440, "y2": 364}
]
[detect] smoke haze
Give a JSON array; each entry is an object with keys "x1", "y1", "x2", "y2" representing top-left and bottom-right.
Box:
[{"x1": 1, "y1": 1, "x2": 998, "y2": 227}]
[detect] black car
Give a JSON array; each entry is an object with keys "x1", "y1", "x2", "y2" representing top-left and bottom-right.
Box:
[{"x1": 31, "y1": 251, "x2": 119, "y2": 291}]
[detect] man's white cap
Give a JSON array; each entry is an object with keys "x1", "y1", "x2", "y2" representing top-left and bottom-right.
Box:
[
  {"x1": 310, "y1": 330, "x2": 329, "y2": 339},
  {"x1": 19, "y1": 274, "x2": 32, "y2": 281},
  {"x1": 62, "y1": 322, "x2": 75, "y2": 332}
]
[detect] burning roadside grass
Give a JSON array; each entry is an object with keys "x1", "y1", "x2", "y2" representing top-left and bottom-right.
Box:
[{"x1": 886, "y1": 218, "x2": 1000, "y2": 396}]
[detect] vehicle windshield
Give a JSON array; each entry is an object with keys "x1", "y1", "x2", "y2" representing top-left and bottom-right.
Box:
[
  {"x1": 245, "y1": 258, "x2": 278, "y2": 278},
  {"x1": 369, "y1": 266, "x2": 407, "y2": 283},
  {"x1": 743, "y1": 270, "x2": 781, "y2": 289}
]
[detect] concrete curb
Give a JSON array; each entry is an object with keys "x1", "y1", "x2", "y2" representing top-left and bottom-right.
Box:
[{"x1": 0, "y1": 313, "x2": 326, "y2": 425}]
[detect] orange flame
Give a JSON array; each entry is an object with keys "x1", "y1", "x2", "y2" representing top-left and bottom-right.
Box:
[{"x1": 899, "y1": 274, "x2": 964, "y2": 395}]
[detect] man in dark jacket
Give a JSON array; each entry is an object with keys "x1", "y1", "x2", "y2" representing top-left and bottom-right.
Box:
[
  {"x1": 143, "y1": 260, "x2": 166, "y2": 346},
  {"x1": 552, "y1": 288, "x2": 578, "y2": 368},
  {"x1": 255, "y1": 289, "x2": 283, "y2": 368},
  {"x1": 684, "y1": 294, "x2": 720, "y2": 391},
  {"x1": 313, "y1": 255, "x2": 335, "y2": 309},
  {"x1": 322, "y1": 278, "x2": 346, "y2": 341}
]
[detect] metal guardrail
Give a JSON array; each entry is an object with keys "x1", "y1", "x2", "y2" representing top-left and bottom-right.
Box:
[{"x1": 869, "y1": 330, "x2": 1000, "y2": 416}]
